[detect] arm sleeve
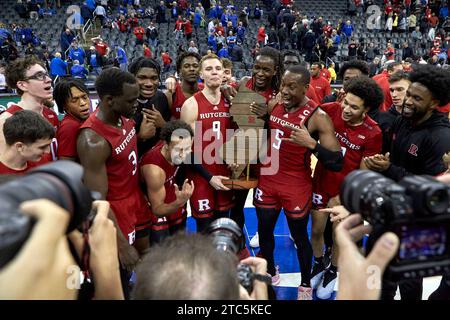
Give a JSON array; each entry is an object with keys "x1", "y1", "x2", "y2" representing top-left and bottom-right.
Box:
[
  {"x1": 312, "y1": 143, "x2": 344, "y2": 172},
  {"x1": 189, "y1": 152, "x2": 213, "y2": 182}
]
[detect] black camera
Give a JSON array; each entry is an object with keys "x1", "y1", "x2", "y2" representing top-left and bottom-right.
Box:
[
  {"x1": 0, "y1": 161, "x2": 98, "y2": 269},
  {"x1": 205, "y1": 218, "x2": 259, "y2": 293},
  {"x1": 341, "y1": 170, "x2": 450, "y2": 280}
]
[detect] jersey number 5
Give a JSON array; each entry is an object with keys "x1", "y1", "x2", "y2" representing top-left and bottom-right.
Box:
[
  {"x1": 129, "y1": 150, "x2": 137, "y2": 175},
  {"x1": 273, "y1": 129, "x2": 284, "y2": 150}
]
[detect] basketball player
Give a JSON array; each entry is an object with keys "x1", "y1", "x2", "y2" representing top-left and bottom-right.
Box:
[
  {"x1": 0, "y1": 110, "x2": 54, "y2": 174},
  {"x1": 54, "y1": 78, "x2": 91, "y2": 161},
  {"x1": 180, "y1": 54, "x2": 234, "y2": 232},
  {"x1": 1, "y1": 56, "x2": 59, "y2": 164},
  {"x1": 310, "y1": 76, "x2": 383, "y2": 300},
  {"x1": 140, "y1": 120, "x2": 194, "y2": 243},
  {"x1": 77, "y1": 68, "x2": 150, "y2": 297},
  {"x1": 253, "y1": 65, "x2": 343, "y2": 300}
]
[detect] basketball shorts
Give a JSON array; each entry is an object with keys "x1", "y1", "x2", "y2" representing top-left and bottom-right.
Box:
[
  {"x1": 253, "y1": 175, "x2": 312, "y2": 219},
  {"x1": 312, "y1": 169, "x2": 341, "y2": 210},
  {"x1": 188, "y1": 171, "x2": 234, "y2": 219}
]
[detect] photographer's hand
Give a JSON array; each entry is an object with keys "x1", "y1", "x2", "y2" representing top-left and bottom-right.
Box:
[
  {"x1": 88, "y1": 201, "x2": 124, "y2": 300},
  {"x1": 0, "y1": 200, "x2": 77, "y2": 300},
  {"x1": 336, "y1": 214, "x2": 399, "y2": 300},
  {"x1": 239, "y1": 257, "x2": 269, "y2": 300}
]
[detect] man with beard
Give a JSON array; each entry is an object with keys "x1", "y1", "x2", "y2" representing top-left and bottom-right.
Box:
[
  {"x1": 77, "y1": 68, "x2": 150, "y2": 299},
  {"x1": 310, "y1": 76, "x2": 383, "y2": 300},
  {"x1": 140, "y1": 120, "x2": 195, "y2": 244},
  {"x1": 253, "y1": 65, "x2": 343, "y2": 300},
  {"x1": 1, "y1": 56, "x2": 58, "y2": 165},
  {"x1": 364, "y1": 64, "x2": 450, "y2": 300}
]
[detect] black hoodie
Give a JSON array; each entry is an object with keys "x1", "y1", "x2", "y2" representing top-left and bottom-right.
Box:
[{"x1": 383, "y1": 110, "x2": 450, "y2": 181}]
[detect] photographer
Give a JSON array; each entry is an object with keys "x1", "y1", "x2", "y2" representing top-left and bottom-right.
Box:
[
  {"x1": 0, "y1": 110, "x2": 54, "y2": 174},
  {"x1": 364, "y1": 64, "x2": 450, "y2": 300},
  {"x1": 132, "y1": 232, "x2": 269, "y2": 300}
]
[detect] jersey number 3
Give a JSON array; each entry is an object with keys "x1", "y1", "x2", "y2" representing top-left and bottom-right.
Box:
[{"x1": 129, "y1": 150, "x2": 137, "y2": 175}]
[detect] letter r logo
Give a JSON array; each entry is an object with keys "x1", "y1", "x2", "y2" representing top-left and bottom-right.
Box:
[
  {"x1": 198, "y1": 199, "x2": 211, "y2": 212},
  {"x1": 254, "y1": 188, "x2": 263, "y2": 201},
  {"x1": 312, "y1": 193, "x2": 323, "y2": 205}
]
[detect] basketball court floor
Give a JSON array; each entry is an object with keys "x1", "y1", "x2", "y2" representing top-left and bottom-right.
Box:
[{"x1": 185, "y1": 190, "x2": 442, "y2": 300}]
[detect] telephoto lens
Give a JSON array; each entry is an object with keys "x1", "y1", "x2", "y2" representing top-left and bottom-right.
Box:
[
  {"x1": 0, "y1": 161, "x2": 96, "y2": 269},
  {"x1": 205, "y1": 218, "x2": 245, "y2": 255}
]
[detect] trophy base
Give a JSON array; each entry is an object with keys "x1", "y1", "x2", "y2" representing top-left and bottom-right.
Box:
[{"x1": 223, "y1": 177, "x2": 258, "y2": 190}]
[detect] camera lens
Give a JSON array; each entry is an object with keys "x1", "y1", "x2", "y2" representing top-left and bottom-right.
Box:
[
  {"x1": 205, "y1": 218, "x2": 244, "y2": 254},
  {"x1": 426, "y1": 189, "x2": 449, "y2": 214}
]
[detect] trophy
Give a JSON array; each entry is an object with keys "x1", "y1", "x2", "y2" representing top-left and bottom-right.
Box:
[{"x1": 220, "y1": 85, "x2": 267, "y2": 189}]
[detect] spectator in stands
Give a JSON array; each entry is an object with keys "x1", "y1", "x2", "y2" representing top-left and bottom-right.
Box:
[
  {"x1": 174, "y1": 16, "x2": 183, "y2": 40},
  {"x1": 342, "y1": 20, "x2": 354, "y2": 43},
  {"x1": 92, "y1": 36, "x2": 109, "y2": 57},
  {"x1": 383, "y1": 42, "x2": 395, "y2": 62},
  {"x1": 115, "y1": 45, "x2": 128, "y2": 71},
  {"x1": 117, "y1": 15, "x2": 129, "y2": 33},
  {"x1": 408, "y1": 11, "x2": 417, "y2": 33},
  {"x1": 253, "y1": 4, "x2": 262, "y2": 20},
  {"x1": 303, "y1": 28, "x2": 316, "y2": 63},
  {"x1": 60, "y1": 28, "x2": 75, "y2": 59},
  {"x1": 257, "y1": 25, "x2": 266, "y2": 47},
  {"x1": 218, "y1": 44, "x2": 229, "y2": 58},
  {"x1": 348, "y1": 38, "x2": 358, "y2": 60},
  {"x1": 81, "y1": 1, "x2": 92, "y2": 24},
  {"x1": 70, "y1": 60, "x2": 88, "y2": 80},
  {"x1": 366, "y1": 42, "x2": 379, "y2": 62},
  {"x1": 187, "y1": 41, "x2": 199, "y2": 54},
  {"x1": 183, "y1": 17, "x2": 193, "y2": 41},
  {"x1": 15, "y1": 0, "x2": 29, "y2": 19},
  {"x1": 68, "y1": 42, "x2": 86, "y2": 65},
  {"x1": 207, "y1": 32, "x2": 217, "y2": 53},
  {"x1": 402, "y1": 42, "x2": 414, "y2": 60},
  {"x1": 142, "y1": 43, "x2": 151, "y2": 58},
  {"x1": 50, "y1": 52, "x2": 68, "y2": 78},
  {"x1": 86, "y1": 45, "x2": 101, "y2": 75},
  {"x1": 385, "y1": 12, "x2": 393, "y2": 35},
  {"x1": 411, "y1": 26, "x2": 423, "y2": 50},
  {"x1": 162, "y1": 50, "x2": 172, "y2": 73},
  {"x1": 170, "y1": 1, "x2": 180, "y2": 23},
  {"x1": 236, "y1": 21, "x2": 246, "y2": 44},
  {"x1": 215, "y1": 30, "x2": 226, "y2": 51},
  {"x1": 155, "y1": 1, "x2": 167, "y2": 24},
  {"x1": 0, "y1": 63, "x2": 7, "y2": 92},
  {"x1": 94, "y1": 3, "x2": 107, "y2": 26},
  {"x1": 128, "y1": 13, "x2": 139, "y2": 30},
  {"x1": 328, "y1": 62, "x2": 337, "y2": 83},
  {"x1": 134, "y1": 25, "x2": 146, "y2": 45},
  {"x1": 146, "y1": 22, "x2": 158, "y2": 49},
  {"x1": 369, "y1": 56, "x2": 381, "y2": 77},
  {"x1": 230, "y1": 41, "x2": 243, "y2": 62}
]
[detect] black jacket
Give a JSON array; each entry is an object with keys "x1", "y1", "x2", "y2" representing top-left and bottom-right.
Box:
[
  {"x1": 375, "y1": 105, "x2": 401, "y2": 154},
  {"x1": 383, "y1": 110, "x2": 450, "y2": 181}
]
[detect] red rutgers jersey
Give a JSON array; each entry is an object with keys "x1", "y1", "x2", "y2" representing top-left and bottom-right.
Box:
[
  {"x1": 245, "y1": 78, "x2": 276, "y2": 103},
  {"x1": 312, "y1": 102, "x2": 382, "y2": 209},
  {"x1": 0, "y1": 161, "x2": 38, "y2": 175},
  {"x1": 254, "y1": 100, "x2": 319, "y2": 219},
  {"x1": 171, "y1": 82, "x2": 191, "y2": 119},
  {"x1": 264, "y1": 100, "x2": 319, "y2": 180},
  {"x1": 6, "y1": 104, "x2": 59, "y2": 164},
  {"x1": 192, "y1": 91, "x2": 232, "y2": 174},
  {"x1": 56, "y1": 113, "x2": 83, "y2": 159},
  {"x1": 80, "y1": 111, "x2": 150, "y2": 243},
  {"x1": 140, "y1": 142, "x2": 187, "y2": 230}
]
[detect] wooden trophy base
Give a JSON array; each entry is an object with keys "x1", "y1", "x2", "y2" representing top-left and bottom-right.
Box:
[{"x1": 223, "y1": 176, "x2": 258, "y2": 190}]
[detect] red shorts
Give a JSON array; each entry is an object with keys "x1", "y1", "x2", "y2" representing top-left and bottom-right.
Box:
[
  {"x1": 150, "y1": 206, "x2": 187, "y2": 232},
  {"x1": 312, "y1": 169, "x2": 341, "y2": 210},
  {"x1": 109, "y1": 193, "x2": 150, "y2": 245},
  {"x1": 188, "y1": 171, "x2": 234, "y2": 218},
  {"x1": 253, "y1": 175, "x2": 312, "y2": 219},
  {"x1": 117, "y1": 191, "x2": 152, "y2": 239}
]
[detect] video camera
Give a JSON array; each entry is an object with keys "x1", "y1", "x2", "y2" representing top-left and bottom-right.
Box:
[
  {"x1": 205, "y1": 218, "x2": 272, "y2": 294},
  {"x1": 341, "y1": 170, "x2": 450, "y2": 280},
  {"x1": 0, "y1": 161, "x2": 98, "y2": 269}
]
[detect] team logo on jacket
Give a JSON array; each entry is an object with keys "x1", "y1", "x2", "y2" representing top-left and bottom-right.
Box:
[{"x1": 408, "y1": 144, "x2": 418, "y2": 156}]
